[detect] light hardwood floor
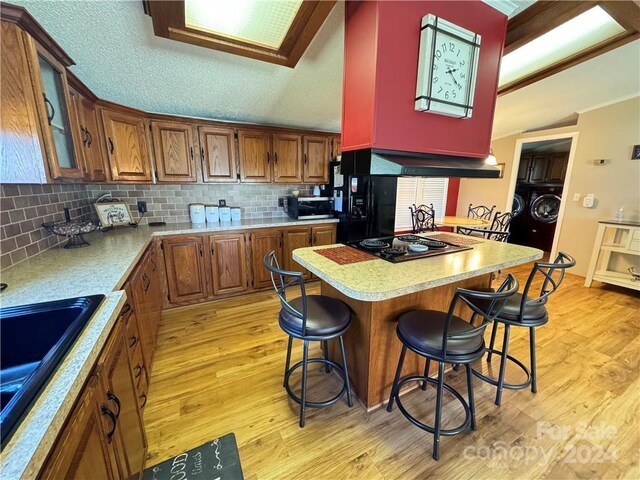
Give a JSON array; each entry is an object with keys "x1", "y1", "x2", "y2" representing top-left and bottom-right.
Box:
[{"x1": 144, "y1": 263, "x2": 640, "y2": 479}]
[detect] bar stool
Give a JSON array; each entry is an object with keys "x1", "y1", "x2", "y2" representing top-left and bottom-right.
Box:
[
  {"x1": 386, "y1": 274, "x2": 519, "y2": 460},
  {"x1": 472, "y1": 252, "x2": 576, "y2": 406},
  {"x1": 263, "y1": 251, "x2": 353, "y2": 427}
]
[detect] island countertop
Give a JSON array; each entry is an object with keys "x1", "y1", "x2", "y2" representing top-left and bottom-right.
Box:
[{"x1": 293, "y1": 233, "x2": 543, "y2": 301}]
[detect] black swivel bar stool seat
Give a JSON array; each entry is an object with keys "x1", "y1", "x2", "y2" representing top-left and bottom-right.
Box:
[
  {"x1": 263, "y1": 251, "x2": 353, "y2": 427},
  {"x1": 386, "y1": 274, "x2": 519, "y2": 460},
  {"x1": 472, "y1": 252, "x2": 576, "y2": 406}
]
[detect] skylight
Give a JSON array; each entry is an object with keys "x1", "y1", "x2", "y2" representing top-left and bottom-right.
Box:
[
  {"x1": 499, "y1": 6, "x2": 626, "y2": 87},
  {"x1": 185, "y1": 0, "x2": 303, "y2": 50}
]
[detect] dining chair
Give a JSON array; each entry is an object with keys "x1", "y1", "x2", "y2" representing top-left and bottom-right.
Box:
[
  {"x1": 467, "y1": 204, "x2": 496, "y2": 221},
  {"x1": 490, "y1": 211, "x2": 514, "y2": 232},
  {"x1": 457, "y1": 226, "x2": 510, "y2": 243},
  {"x1": 409, "y1": 203, "x2": 437, "y2": 233}
]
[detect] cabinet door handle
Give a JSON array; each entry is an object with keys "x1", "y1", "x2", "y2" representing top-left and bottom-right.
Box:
[
  {"x1": 201, "y1": 147, "x2": 205, "y2": 160},
  {"x1": 304, "y1": 153, "x2": 308, "y2": 165},
  {"x1": 210, "y1": 244, "x2": 215, "y2": 256},
  {"x1": 107, "y1": 390, "x2": 121, "y2": 418},
  {"x1": 101, "y1": 404, "x2": 117, "y2": 443},
  {"x1": 139, "y1": 393, "x2": 148, "y2": 409},
  {"x1": 86, "y1": 129, "x2": 92, "y2": 147},
  {"x1": 129, "y1": 335, "x2": 138, "y2": 348},
  {"x1": 312, "y1": 234, "x2": 317, "y2": 245},
  {"x1": 190, "y1": 146, "x2": 194, "y2": 160},
  {"x1": 274, "y1": 152, "x2": 278, "y2": 164},
  {"x1": 279, "y1": 233, "x2": 283, "y2": 249},
  {"x1": 134, "y1": 363, "x2": 144, "y2": 379},
  {"x1": 266, "y1": 152, "x2": 270, "y2": 164},
  {"x1": 199, "y1": 244, "x2": 203, "y2": 256},
  {"x1": 142, "y1": 272, "x2": 150, "y2": 292},
  {"x1": 120, "y1": 303, "x2": 132, "y2": 316},
  {"x1": 80, "y1": 127, "x2": 88, "y2": 145},
  {"x1": 108, "y1": 137, "x2": 114, "y2": 154},
  {"x1": 42, "y1": 93, "x2": 55, "y2": 125}
]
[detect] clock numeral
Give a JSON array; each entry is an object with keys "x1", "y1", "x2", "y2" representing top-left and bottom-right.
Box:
[
  {"x1": 433, "y1": 77, "x2": 438, "y2": 84},
  {"x1": 435, "y1": 49, "x2": 442, "y2": 59},
  {"x1": 438, "y1": 86, "x2": 443, "y2": 94},
  {"x1": 441, "y1": 43, "x2": 447, "y2": 52},
  {"x1": 452, "y1": 91, "x2": 457, "y2": 99},
  {"x1": 433, "y1": 64, "x2": 438, "y2": 71},
  {"x1": 457, "y1": 49, "x2": 461, "y2": 57},
  {"x1": 460, "y1": 73, "x2": 466, "y2": 79},
  {"x1": 460, "y1": 60, "x2": 466, "y2": 66},
  {"x1": 449, "y1": 42, "x2": 455, "y2": 51},
  {"x1": 445, "y1": 91, "x2": 449, "y2": 99}
]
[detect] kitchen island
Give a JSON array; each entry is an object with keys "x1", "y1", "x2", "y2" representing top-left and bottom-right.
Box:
[{"x1": 293, "y1": 234, "x2": 542, "y2": 410}]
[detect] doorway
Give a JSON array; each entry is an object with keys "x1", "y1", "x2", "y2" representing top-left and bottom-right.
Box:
[{"x1": 505, "y1": 132, "x2": 579, "y2": 258}]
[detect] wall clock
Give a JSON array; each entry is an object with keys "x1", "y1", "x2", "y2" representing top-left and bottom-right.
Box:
[{"x1": 415, "y1": 14, "x2": 481, "y2": 119}]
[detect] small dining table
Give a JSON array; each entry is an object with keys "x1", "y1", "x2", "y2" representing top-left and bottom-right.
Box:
[{"x1": 435, "y1": 216, "x2": 491, "y2": 229}]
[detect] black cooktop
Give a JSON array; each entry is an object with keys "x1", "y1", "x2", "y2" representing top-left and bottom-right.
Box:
[{"x1": 346, "y1": 234, "x2": 472, "y2": 263}]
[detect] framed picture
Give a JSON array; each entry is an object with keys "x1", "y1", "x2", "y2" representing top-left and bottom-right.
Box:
[
  {"x1": 632, "y1": 145, "x2": 640, "y2": 160},
  {"x1": 496, "y1": 163, "x2": 506, "y2": 179},
  {"x1": 94, "y1": 202, "x2": 133, "y2": 226}
]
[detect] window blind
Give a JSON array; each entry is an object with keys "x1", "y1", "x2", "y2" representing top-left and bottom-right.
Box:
[{"x1": 394, "y1": 177, "x2": 449, "y2": 231}]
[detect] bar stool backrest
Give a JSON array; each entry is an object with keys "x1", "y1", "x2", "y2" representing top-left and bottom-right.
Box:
[
  {"x1": 457, "y1": 226, "x2": 510, "y2": 243},
  {"x1": 467, "y1": 204, "x2": 496, "y2": 220},
  {"x1": 263, "y1": 251, "x2": 309, "y2": 335},
  {"x1": 490, "y1": 211, "x2": 514, "y2": 232},
  {"x1": 519, "y1": 252, "x2": 576, "y2": 318},
  {"x1": 440, "y1": 274, "x2": 519, "y2": 356},
  {"x1": 409, "y1": 203, "x2": 436, "y2": 233}
]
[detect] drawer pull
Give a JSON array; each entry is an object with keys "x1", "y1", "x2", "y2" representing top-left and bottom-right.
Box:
[
  {"x1": 139, "y1": 393, "x2": 148, "y2": 409},
  {"x1": 134, "y1": 363, "x2": 144, "y2": 379},
  {"x1": 120, "y1": 303, "x2": 132, "y2": 317},
  {"x1": 101, "y1": 404, "x2": 117, "y2": 443},
  {"x1": 129, "y1": 335, "x2": 138, "y2": 348},
  {"x1": 143, "y1": 273, "x2": 150, "y2": 292}
]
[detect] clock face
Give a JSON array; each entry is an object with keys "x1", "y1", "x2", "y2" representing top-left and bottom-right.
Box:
[{"x1": 430, "y1": 32, "x2": 474, "y2": 106}]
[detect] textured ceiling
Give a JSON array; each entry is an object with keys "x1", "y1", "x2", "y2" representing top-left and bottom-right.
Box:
[
  {"x1": 11, "y1": 0, "x2": 344, "y2": 131},
  {"x1": 9, "y1": 1, "x2": 640, "y2": 139}
]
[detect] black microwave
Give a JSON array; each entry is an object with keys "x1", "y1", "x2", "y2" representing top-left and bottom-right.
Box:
[{"x1": 286, "y1": 196, "x2": 334, "y2": 219}]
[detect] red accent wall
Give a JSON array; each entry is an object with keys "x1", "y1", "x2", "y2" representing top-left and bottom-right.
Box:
[
  {"x1": 342, "y1": 1, "x2": 507, "y2": 159},
  {"x1": 445, "y1": 178, "x2": 460, "y2": 215}
]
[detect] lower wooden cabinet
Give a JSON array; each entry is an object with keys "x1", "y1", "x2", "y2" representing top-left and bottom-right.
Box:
[
  {"x1": 250, "y1": 229, "x2": 283, "y2": 289},
  {"x1": 39, "y1": 307, "x2": 147, "y2": 480},
  {"x1": 161, "y1": 223, "x2": 337, "y2": 308},
  {"x1": 162, "y1": 236, "x2": 209, "y2": 305}
]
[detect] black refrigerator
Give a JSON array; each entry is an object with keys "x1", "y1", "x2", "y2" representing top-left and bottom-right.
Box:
[{"x1": 328, "y1": 161, "x2": 398, "y2": 243}]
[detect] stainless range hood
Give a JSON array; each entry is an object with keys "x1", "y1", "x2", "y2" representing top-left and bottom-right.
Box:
[{"x1": 340, "y1": 149, "x2": 500, "y2": 178}]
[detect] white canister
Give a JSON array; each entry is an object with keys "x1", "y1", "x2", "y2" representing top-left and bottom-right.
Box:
[
  {"x1": 219, "y1": 206, "x2": 231, "y2": 222},
  {"x1": 189, "y1": 203, "x2": 206, "y2": 224},
  {"x1": 205, "y1": 205, "x2": 219, "y2": 223},
  {"x1": 231, "y1": 207, "x2": 241, "y2": 222}
]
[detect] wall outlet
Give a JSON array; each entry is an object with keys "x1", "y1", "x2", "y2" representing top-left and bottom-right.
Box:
[
  {"x1": 137, "y1": 201, "x2": 147, "y2": 213},
  {"x1": 278, "y1": 197, "x2": 284, "y2": 207},
  {"x1": 572, "y1": 193, "x2": 580, "y2": 201}
]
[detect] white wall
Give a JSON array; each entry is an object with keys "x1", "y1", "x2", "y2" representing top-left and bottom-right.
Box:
[{"x1": 456, "y1": 96, "x2": 640, "y2": 277}]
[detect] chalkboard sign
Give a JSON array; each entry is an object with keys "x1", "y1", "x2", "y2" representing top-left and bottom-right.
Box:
[{"x1": 143, "y1": 433, "x2": 243, "y2": 480}]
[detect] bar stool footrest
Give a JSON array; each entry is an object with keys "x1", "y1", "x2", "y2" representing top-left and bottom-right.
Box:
[
  {"x1": 393, "y1": 375, "x2": 471, "y2": 436},
  {"x1": 284, "y1": 357, "x2": 349, "y2": 408},
  {"x1": 472, "y1": 349, "x2": 532, "y2": 390}
]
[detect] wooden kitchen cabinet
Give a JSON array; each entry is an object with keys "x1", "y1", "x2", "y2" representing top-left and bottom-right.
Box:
[
  {"x1": 312, "y1": 224, "x2": 336, "y2": 246},
  {"x1": 151, "y1": 120, "x2": 198, "y2": 182},
  {"x1": 100, "y1": 108, "x2": 152, "y2": 182},
  {"x1": 250, "y1": 229, "x2": 283, "y2": 289},
  {"x1": 69, "y1": 88, "x2": 108, "y2": 182},
  {"x1": 208, "y1": 233, "x2": 249, "y2": 295},
  {"x1": 283, "y1": 227, "x2": 312, "y2": 280},
  {"x1": 546, "y1": 152, "x2": 569, "y2": 183},
  {"x1": 99, "y1": 322, "x2": 147, "y2": 480},
  {"x1": 303, "y1": 135, "x2": 330, "y2": 183},
  {"x1": 38, "y1": 374, "x2": 117, "y2": 480},
  {"x1": 162, "y1": 236, "x2": 209, "y2": 304},
  {"x1": 272, "y1": 133, "x2": 303, "y2": 183},
  {"x1": 238, "y1": 129, "x2": 271, "y2": 182},
  {"x1": 331, "y1": 135, "x2": 341, "y2": 160},
  {"x1": 518, "y1": 152, "x2": 568, "y2": 184},
  {"x1": 199, "y1": 125, "x2": 237, "y2": 182}
]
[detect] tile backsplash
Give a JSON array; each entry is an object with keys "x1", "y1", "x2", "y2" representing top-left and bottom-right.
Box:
[
  {"x1": 0, "y1": 184, "x2": 91, "y2": 270},
  {"x1": 85, "y1": 184, "x2": 311, "y2": 225},
  {"x1": 0, "y1": 182, "x2": 314, "y2": 270}
]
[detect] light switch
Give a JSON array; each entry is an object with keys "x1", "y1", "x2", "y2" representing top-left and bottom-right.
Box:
[{"x1": 573, "y1": 193, "x2": 580, "y2": 201}]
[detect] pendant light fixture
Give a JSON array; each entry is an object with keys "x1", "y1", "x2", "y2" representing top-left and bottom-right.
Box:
[{"x1": 485, "y1": 149, "x2": 498, "y2": 165}]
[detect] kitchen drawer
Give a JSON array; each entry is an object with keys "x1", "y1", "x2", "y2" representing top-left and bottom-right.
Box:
[
  {"x1": 130, "y1": 341, "x2": 147, "y2": 393},
  {"x1": 124, "y1": 308, "x2": 141, "y2": 353}
]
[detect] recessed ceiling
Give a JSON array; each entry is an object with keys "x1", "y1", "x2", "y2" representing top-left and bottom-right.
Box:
[{"x1": 8, "y1": 0, "x2": 640, "y2": 141}]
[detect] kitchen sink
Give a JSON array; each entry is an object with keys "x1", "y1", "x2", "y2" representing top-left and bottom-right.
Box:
[{"x1": 0, "y1": 295, "x2": 105, "y2": 448}]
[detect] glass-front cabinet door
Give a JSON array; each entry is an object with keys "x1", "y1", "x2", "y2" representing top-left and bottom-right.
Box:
[{"x1": 33, "y1": 48, "x2": 83, "y2": 180}]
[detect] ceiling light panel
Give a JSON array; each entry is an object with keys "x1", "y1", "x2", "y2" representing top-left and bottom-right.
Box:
[
  {"x1": 185, "y1": 0, "x2": 303, "y2": 49},
  {"x1": 499, "y1": 6, "x2": 626, "y2": 86}
]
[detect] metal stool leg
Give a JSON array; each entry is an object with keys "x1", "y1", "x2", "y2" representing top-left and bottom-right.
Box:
[
  {"x1": 487, "y1": 322, "x2": 498, "y2": 363},
  {"x1": 338, "y1": 336, "x2": 353, "y2": 407},
  {"x1": 529, "y1": 327, "x2": 537, "y2": 393},
  {"x1": 283, "y1": 336, "x2": 293, "y2": 387},
  {"x1": 495, "y1": 324, "x2": 511, "y2": 406},
  {"x1": 299, "y1": 340, "x2": 309, "y2": 427},
  {"x1": 421, "y1": 358, "x2": 431, "y2": 390},
  {"x1": 433, "y1": 361, "x2": 445, "y2": 460},
  {"x1": 387, "y1": 345, "x2": 407, "y2": 412},
  {"x1": 322, "y1": 340, "x2": 331, "y2": 373},
  {"x1": 465, "y1": 364, "x2": 476, "y2": 430}
]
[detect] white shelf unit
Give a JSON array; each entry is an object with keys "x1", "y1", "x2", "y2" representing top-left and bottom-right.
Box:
[{"x1": 585, "y1": 222, "x2": 640, "y2": 291}]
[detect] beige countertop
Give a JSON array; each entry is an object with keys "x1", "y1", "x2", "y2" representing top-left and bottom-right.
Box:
[
  {"x1": 0, "y1": 217, "x2": 338, "y2": 309},
  {"x1": 293, "y1": 233, "x2": 543, "y2": 301},
  {"x1": 0, "y1": 216, "x2": 337, "y2": 479}
]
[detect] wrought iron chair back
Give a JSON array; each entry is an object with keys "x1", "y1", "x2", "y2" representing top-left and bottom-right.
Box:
[
  {"x1": 490, "y1": 211, "x2": 514, "y2": 232},
  {"x1": 467, "y1": 204, "x2": 496, "y2": 221},
  {"x1": 409, "y1": 203, "x2": 436, "y2": 233},
  {"x1": 457, "y1": 226, "x2": 510, "y2": 243}
]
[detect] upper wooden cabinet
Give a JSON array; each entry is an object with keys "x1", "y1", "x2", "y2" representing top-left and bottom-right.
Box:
[
  {"x1": 331, "y1": 135, "x2": 341, "y2": 160},
  {"x1": 272, "y1": 133, "x2": 303, "y2": 183},
  {"x1": 199, "y1": 125, "x2": 237, "y2": 183},
  {"x1": 303, "y1": 135, "x2": 330, "y2": 184},
  {"x1": 150, "y1": 120, "x2": 197, "y2": 182},
  {"x1": 100, "y1": 108, "x2": 152, "y2": 182},
  {"x1": 238, "y1": 129, "x2": 271, "y2": 183},
  {"x1": 546, "y1": 153, "x2": 569, "y2": 183},
  {"x1": 69, "y1": 88, "x2": 108, "y2": 182}
]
